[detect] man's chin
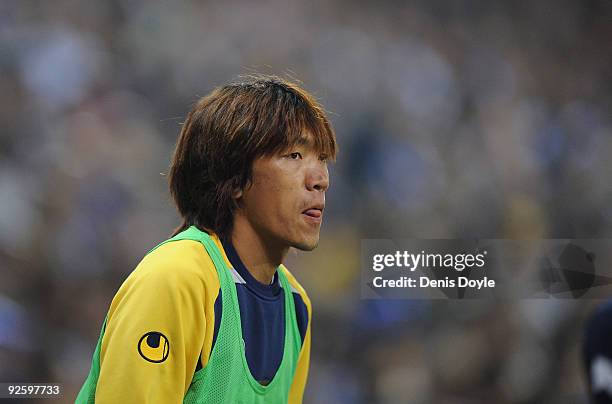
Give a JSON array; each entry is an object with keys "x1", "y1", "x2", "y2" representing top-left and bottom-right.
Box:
[{"x1": 291, "y1": 237, "x2": 319, "y2": 252}]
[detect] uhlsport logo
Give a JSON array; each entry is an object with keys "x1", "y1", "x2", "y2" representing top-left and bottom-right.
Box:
[{"x1": 138, "y1": 331, "x2": 170, "y2": 363}]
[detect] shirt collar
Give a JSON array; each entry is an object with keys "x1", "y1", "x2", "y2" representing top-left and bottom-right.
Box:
[{"x1": 220, "y1": 238, "x2": 281, "y2": 299}]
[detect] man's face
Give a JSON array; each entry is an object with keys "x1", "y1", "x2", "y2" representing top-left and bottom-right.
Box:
[{"x1": 235, "y1": 135, "x2": 330, "y2": 251}]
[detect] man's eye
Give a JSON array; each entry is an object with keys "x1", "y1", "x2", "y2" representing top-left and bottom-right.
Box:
[{"x1": 288, "y1": 152, "x2": 302, "y2": 160}]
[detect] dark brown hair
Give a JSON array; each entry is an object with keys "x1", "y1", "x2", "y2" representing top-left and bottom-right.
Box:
[{"x1": 168, "y1": 75, "x2": 337, "y2": 238}]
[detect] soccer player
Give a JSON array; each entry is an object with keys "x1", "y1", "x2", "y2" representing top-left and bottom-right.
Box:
[{"x1": 76, "y1": 75, "x2": 337, "y2": 403}]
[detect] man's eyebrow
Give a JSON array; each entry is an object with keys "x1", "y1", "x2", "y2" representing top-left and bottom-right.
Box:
[{"x1": 294, "y1": 135, "x2": 312, "y2": 146}]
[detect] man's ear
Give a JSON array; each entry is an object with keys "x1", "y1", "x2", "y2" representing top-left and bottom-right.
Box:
[{"x1": 232, "y1": 188, "x2": 243, "y2": 200}]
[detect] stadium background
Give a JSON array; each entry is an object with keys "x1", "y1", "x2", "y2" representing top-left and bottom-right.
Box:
[{"x1": 1, "y1": 0, "x2": 611, "y2": 402}]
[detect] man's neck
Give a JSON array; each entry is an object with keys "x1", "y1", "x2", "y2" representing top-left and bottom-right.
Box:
[{"x1": 230, "y1": 215, "x2": 288, "y2": 285}]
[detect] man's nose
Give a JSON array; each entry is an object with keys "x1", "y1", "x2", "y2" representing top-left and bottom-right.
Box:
[{"x1": 306, "y1": 164, "x2": 329, "y2": 192}]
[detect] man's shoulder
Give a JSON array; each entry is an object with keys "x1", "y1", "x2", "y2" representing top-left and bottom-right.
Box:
[
  {"x1": 103, "y1": 239, "x2": 221, "y2": 329},
  {"x1": 124, "y1": 239, "x2": 220, "y2": 293}
]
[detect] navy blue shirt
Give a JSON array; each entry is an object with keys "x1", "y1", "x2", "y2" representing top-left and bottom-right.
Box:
[{"x1": 195, "y1": 240, "x2": 309, "y2": 385}]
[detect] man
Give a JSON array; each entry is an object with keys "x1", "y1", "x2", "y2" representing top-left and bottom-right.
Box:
[{"x1": 76, "y1": 75, "x2": 337, "y2": 403}]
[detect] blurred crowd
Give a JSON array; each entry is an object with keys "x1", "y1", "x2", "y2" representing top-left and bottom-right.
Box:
[{"x1": 1, "y1": 0, "x2": 611, "y2": 402}]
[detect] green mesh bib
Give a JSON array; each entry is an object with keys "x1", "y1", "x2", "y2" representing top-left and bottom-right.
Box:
[{"x1": 76, "y1": 226, "x2": 301, "y2": 404}]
